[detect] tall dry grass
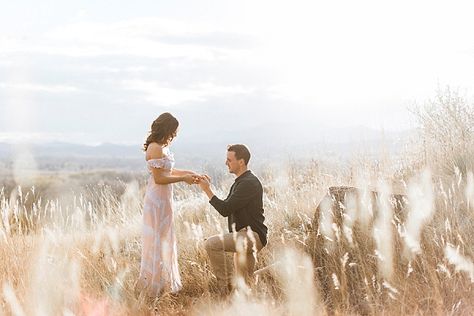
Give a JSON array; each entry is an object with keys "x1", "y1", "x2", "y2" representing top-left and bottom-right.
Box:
[
  {"x1": 1, "y1": 88, "x2": 474, "y2": 315},
  {"x1": 0, "y1": 163, "x2": 336, "y2": 315},
  {"x1": 1, "y1": 158, "x2": 473, "y2": 315},
  {"x1": 413, "y1": 85, "x2": 474, "y2": 178}
]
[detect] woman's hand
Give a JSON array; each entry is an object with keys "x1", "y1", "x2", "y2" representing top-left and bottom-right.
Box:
[{"x1": 183, "y1": 174, "x2": 201, "y2": 185}]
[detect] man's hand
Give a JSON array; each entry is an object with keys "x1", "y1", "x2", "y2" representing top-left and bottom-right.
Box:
[
  {"x1": 198, "y1": 174, "x2": 211, "y2": 190},
  {"x1": 197, "y1": 174, "x2": 215, "y2": 200}
]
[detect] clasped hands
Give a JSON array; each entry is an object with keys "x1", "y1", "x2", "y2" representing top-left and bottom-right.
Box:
[{"x1": 183, "y1": 173, "x2": 211, "y2": 190}]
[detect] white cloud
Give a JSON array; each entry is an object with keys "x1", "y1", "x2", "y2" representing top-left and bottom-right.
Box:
[
  {"x1": 242, "y1": 0, "x2": 474, "y2": 124},
  {"x1": 1, "y1": 0, "x2": 474, "y2": 144},
  {"x1": 0, "y1": 132, "x2": 83, "y2": 144},
  {"x1": 0, "y1": 82, "x2": 80, "y2": 93},
  {"x1": 0, "y1": 17, "x2": 252, "y2": 61},
  {"x1": 123, "y1": 79, "x2": 252, "y2": 105}
]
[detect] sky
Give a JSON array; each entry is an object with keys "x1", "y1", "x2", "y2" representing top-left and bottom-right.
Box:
[{"x1": 1, "y1": 0, "x2": 473, "y2": 146}]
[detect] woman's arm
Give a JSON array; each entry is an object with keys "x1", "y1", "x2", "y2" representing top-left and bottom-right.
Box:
[
  {"x1": 151, "y1": 168, "x2": 196, "y2": 185},
  {"x1": 147, "y1": 143, "x2": 197, "y2": 185},
  {"x1": 171, "y1": 168, "x2": 198, "y2": 177}
]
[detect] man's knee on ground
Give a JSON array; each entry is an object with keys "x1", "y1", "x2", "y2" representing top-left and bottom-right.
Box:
[{"x1": 204, "y1": 235, "x2": 223, "y2": 252}]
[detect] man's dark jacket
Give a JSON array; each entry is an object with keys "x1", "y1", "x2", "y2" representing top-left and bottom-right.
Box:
[{"x1": 209, "y1": 170, "x2": 268, "y2": 246}]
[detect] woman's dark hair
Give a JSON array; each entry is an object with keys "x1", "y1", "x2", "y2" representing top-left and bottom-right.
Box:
[
  {"x1": 143, "y1": 113, "x2": 179, "y2": 151},
  {"x1": 227, "y1": 144, "x2": 251, "y2": 165}
]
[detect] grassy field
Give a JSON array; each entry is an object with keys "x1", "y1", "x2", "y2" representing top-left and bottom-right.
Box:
[
  {"x1": 1, "y1": 88, "x2": 474, "y2": 315},
  {"x1": 1, "y1": 156, "x2": 473, "y2": 315}
]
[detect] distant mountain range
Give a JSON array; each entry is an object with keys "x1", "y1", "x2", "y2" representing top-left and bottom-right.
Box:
[{"x1": 0, "y1": 126, "x2": 416, "y2": 172}]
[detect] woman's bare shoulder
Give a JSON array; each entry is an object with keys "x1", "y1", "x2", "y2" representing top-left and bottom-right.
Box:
[{"x1": 146, "y1": 142, "x2": 164, "y2": 160}]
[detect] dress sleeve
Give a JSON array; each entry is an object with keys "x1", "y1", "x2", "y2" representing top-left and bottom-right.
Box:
[{"x1": 147, "y1": 158, "x2": 172, "y2": 170}]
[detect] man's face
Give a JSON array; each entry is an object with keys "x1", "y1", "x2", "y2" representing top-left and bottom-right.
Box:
[{"x1": 226, "y1": 151, "x2": 241, "y2": 174}]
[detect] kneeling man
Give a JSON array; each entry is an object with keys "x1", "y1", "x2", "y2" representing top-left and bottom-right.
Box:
[{"x1": 198, "y1": 144, "x2": 267, "y2": 294}]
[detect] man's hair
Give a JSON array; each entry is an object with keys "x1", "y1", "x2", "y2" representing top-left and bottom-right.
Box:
[{"x1": 227, "y1": 144, "x2": 251, "y2": 165}]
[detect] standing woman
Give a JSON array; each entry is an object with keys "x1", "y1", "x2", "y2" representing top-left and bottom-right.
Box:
[{"x1": 137, "y1": 112, "x2": 199, "y2": 297}]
